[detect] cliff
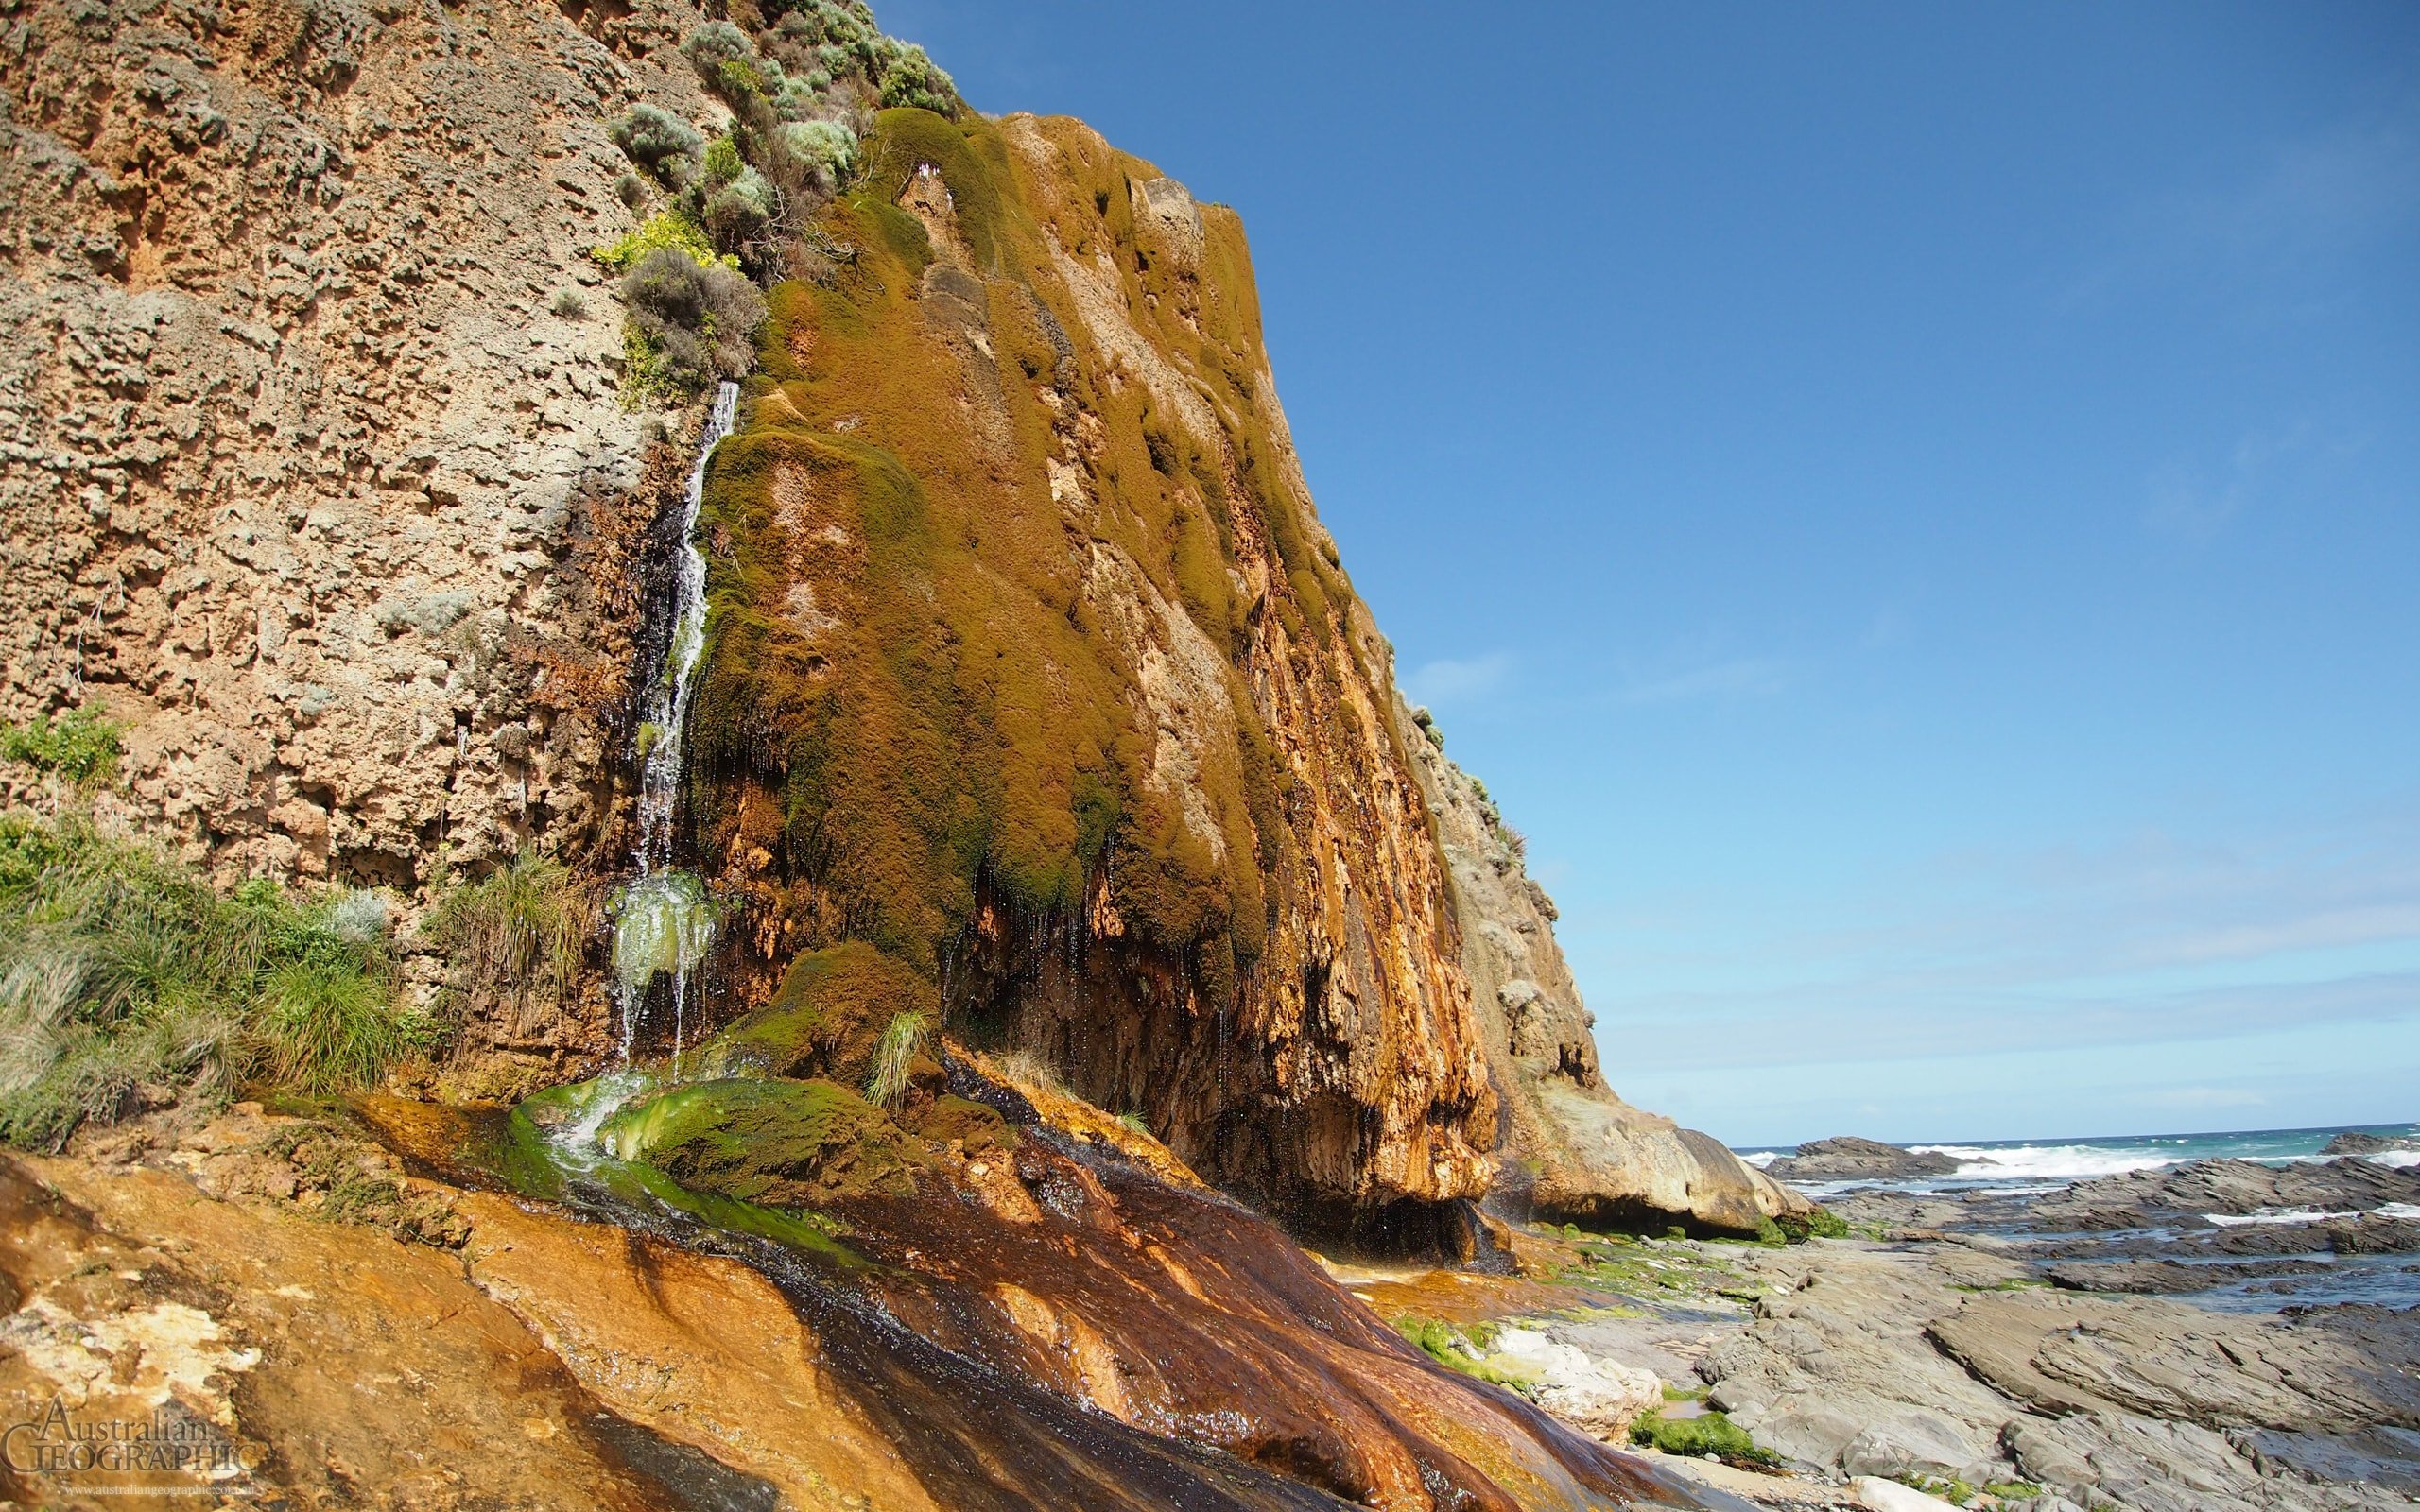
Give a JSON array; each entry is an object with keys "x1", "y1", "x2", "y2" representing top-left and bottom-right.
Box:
[
  {"x1": 1398, "y1": 705, "x2": 1813, "y2": 1233},
  {"x1": 3, "y1": 0, "x2": 1782, "y2": 1239}
]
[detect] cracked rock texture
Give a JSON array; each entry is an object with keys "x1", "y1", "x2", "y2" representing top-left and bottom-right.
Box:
[{"x1": 0, "y1": 0, "x2": 724, "y2": 899}]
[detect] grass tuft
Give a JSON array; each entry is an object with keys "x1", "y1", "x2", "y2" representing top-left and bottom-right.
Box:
[
  {"x1": 0, "y1": 813, "x2": 429, "y2": 1148},
  {"x1": 864, "y1": 1007, "x2": 929, "y2": 1108},
  {"x1": 425, "y1": 849, "x2": 596, "y2": 1026}
]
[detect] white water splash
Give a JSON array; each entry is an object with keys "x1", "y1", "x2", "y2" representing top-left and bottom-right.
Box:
[
  {"x1": 544, "y1": 1070, "x2": 655, "y2": 1165},
  {"x1": 612, "y1": 381, "x2": 738, "y2": 1058}
]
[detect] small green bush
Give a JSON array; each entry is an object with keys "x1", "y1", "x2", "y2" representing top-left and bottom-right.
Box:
[
  {"x1": 703, "y1": 168, "x2": 775, "y2": 251},
  {"x1": 609, "y1": 104, "x2": 704, "y2": 186},
  {"x1": 871, "y1": 38, "x2": 957, "y2": 114},
  {"x1": 701, "y1": 134, "x2": 747, "y2": 192},
  {"x1": 1627, "y1": 1410, "x2": 1780, "y2": 1467},
  {"x1": 775, "y1": 118, "x2": 856, "y2": 181},
  {"x1": 2, "y1": 706, "x2": 122, "y2": 788},
  {"x1": 549, "y1": 290, "x2": 588, "y2": 320},
  {"x1": 593, "y1": 209, "x2": 728, "y2": 273},
  {"x1": 680, "y1": 23, "x2": 761, "y2": 87},
  {"x1": 621, "y1": 248, "x2": 766, "y2": 398},
  {"x1": 0, "y1": 814, "x2": 428, "y2": 1148}
]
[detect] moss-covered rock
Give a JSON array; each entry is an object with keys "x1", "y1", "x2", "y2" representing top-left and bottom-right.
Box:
[
  {"x1": 910, "y1": 1092, "x2": 1013, "y2": 1154},
  {"x1": 600, "y1": 1076, "x2": 918, "y2": 1206},
  {"x1": 687, "y1": 940, "x2": 934, "y2": 1087},
  {"x1": 679, "y1": 104, "x2": 1500, "y2": 1219}
]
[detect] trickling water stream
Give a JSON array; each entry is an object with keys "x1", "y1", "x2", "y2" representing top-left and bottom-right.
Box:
[{"x1": 612, "y1": 381, "x2": 739, "y2": 1063}]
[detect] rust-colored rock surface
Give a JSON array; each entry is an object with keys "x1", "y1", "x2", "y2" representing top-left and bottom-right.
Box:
[
  {"x1": 681, "y1": 110, "x2": 1497, "y2": 1225},
  {"x1": 0, "y1": 1095, "x2": 1735, "y2": 1511}
]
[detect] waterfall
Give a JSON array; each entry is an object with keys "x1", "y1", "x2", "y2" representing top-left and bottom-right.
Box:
[{"x1": 612, "y1": 380, "x2": 739, "y2": 1063}]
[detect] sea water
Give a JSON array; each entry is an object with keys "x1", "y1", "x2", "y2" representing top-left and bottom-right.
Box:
[
  {"x1": 1736, "y1": 1121, "x2": 2420, "y2": 1196},
  {"x1": 1739, "y1": 1121, "x2": 2420, "y2": 1313}
]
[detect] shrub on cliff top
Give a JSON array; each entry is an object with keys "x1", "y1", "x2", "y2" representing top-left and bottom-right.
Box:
[
  {"x1": 870, "y1": 39, "x2": 955, "y2": 115},
  {"x1": 0, "y1": 814, "x2": 430, "y2": 1148}
]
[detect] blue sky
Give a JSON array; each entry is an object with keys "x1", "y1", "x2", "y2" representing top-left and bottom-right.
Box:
[{"x1": 874, "y1": 1, "x2": 2420, "y2": 1146}]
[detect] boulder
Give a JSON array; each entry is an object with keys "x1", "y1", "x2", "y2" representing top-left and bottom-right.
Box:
[
  {"x1": 1850, "y1": 1478, "x2": 1962, "y2": 1511},
  {"x1": 2319, "y1": 1131, "x2": 2418, "y2": 1158},
  {"x1": 1765, "y1": 1137, "x2": 1966, "y2": 1182}
]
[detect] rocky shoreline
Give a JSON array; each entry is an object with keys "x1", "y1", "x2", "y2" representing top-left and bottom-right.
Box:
[{"x1": 1337, "y1": 1149, "x2": 2420, "y2": 1511}]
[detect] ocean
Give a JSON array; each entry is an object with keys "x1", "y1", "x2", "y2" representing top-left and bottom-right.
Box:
[
  {"x1": 1737, "y1": 1121, "x2": 2420, "y2": 1197},
  {"x1": 1738, "y1": 1121, "x2": 2420, "y2": 1312}
]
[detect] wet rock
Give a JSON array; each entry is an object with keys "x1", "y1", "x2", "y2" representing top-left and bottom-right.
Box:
[
  {"x1": 599, "y1": 1076, "x2": 921, "y2": 1205},
  {"x1": 2040, "y1": 1258, "x2": 2333, "y2": 1295},
  {"x1": 2029, "y1": 1158, "x2": 2420, "y2": 1231},
  {"x1": 1762, "y1": 1138, "x2": 1964, "y2": 1182},
  {"x1": 2238, "y1": 1425, "x2": 2420, "y2": 1495}
]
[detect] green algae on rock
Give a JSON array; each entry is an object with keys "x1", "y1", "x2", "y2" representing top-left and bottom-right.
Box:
[{"x1": 600, "y1": 1075, "x2": 920, "y2": 1205}]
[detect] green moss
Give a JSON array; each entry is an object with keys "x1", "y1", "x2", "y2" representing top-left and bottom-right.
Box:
[
  {"x1": 601, "y1": 1075, "x2": 918, "y2": 1205},
  {"x1": 680, "y1": 108, "x2": 1402, "y2": 1045},
  {"x1": 1389, "y1": 1315, "x2": 1535, "y2": 1396},
  {"x1": 691, "y1": 940, "x2": 937, "y2": 1085},
  {"x1": 857, "y1": 108, "x2": 1011, "y2": 272},
  {"x1": 1775, "y1": 1206, "x2": 1851, "y2": 1242},
  {"x1": 911, "y1": 1093, "x2": 1014, "y2": 1153},
  {"x1": 1628, "y1": 1410, "x2": 1779, "y2": 1468}
]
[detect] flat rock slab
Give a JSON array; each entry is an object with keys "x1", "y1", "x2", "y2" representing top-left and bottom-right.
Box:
[{"x1": 1926, "y1": 1289, "x2": 2420, "y2": 1433}]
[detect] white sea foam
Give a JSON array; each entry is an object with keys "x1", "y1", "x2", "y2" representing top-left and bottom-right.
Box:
[
  {"x1": 1909, "y1": 1143, "x2": 2183, "y2": 1182},
  {"x1": 2367, "y1": 1150, "x2": 2420, "y2": 1169},
  {"x1": 1739, "y1": 1150, "x2": 1781, "y2": 1169},
  {"x1": 2205, "y1": 1202, "x2": 2420, "y2": 1228}
]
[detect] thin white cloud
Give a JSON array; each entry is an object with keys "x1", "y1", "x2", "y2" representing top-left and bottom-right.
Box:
[
  {"x1": 1578, "y1": 792, "x2": 2420, "y2": 1074},
  {"x1": 2061, "y1": 97, "x2": 2420, "y2": 313},
  {"x1": 1404, "y1": 652, "x2": 1513, "y2": 707},
  {"x1": 1617, "y1": 656, "x2": 1789, "y2": 705},
  {"x1": 2142, "y1": 1086, "x2": 2268, "y2": 1110}
]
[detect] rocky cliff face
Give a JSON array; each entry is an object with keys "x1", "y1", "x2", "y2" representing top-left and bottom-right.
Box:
[
  {"x1": 1396, "y1": 705, "x2": 1812, "y2": 1234},
  {"x1": 0, "y1": 0, "x2": 753, "y2": 1064},
  {"x1": 677, "y1": 108, "x2": 1500, "y2": 1230},
  {"x1": 3, "y1": 0, "x2": 1784, "y2": 1238}
]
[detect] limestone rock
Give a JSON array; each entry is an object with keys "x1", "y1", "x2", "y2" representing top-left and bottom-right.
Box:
[{"x1": 1398, "y1": 697, "x2": 1813, "y2": 1235}]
